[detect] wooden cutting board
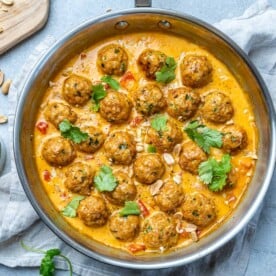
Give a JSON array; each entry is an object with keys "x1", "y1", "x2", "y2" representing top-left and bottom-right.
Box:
[{"x1": 0, "y1": 0, "x2": 49, "y2": 55}]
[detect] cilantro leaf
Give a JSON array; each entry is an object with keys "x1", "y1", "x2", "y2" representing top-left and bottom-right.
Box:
[
  {"x1": 150, "y1": 114, "x2": 168, "y2": 132},
  {"x1": 198, "y1": 154, "x2": 232, "y2": 192},
  {"x1": 61, "y1": 195, "x2": 85, "y2": 218},
  {"x1": 120, "y1": 201, "x2": 141, "y2": 216},
  {"x1": 101, "y1": 75, "x2": 120, "y2": 90},
  {"x1": 59, "y1": 120, "x2": 89, "y2": 144},
  {"x1": 147, "y1": 144, "x2": 157, "y2": 153},
  {"x1": 155, "y1": 57, "x2": 177, "y2": 83},
  {"x1": 184, "y1": 120, "x2": 222, "y2": 154},
  {"x1": 94, "y1": 165, "x2": 118, "y2": 192},
  {"x1": 91, "y1": 84, "x2": 107, "y2": 111}
]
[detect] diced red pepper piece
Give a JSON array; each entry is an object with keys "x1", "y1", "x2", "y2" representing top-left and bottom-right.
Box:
[
  {"x1": 43, "y1": 170, "x2": 51, "y2": 182},
  {"x1": 137, "y1": 199, "x2": 150, "y2": 217},
  {"x1": 120, "y1": 71, "x2": 135, "y2": 89},
  {"x1": 130, "y1": 116, "x2": 143, "y2": 127},
  {"x1": 36, "y1": 121, "x2": 48, "y2": 134},
  {"x1": 127, "y1": 243, "x2": 146, "y2": 253}
]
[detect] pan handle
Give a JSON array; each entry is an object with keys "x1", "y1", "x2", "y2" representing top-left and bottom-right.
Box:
[{"x1": 135, "y1": 0, "x2": 152, "y2": 7}]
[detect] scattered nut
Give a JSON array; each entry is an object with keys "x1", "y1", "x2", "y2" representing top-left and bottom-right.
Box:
[
  {"x1": 0, "y1": 115, "x2": 8, "y2": 124},
  {"x1": 173, "y1": 174, "x2": 182, "y2": 184},
  {"x1": 190, "y1": 230, "x2": 199, "y2": 242},
  {"x1": 136, "y1": 144, "x2": 144, "y2": 152},
  {"x1": 163, "y1": 153, "x2": 175, "y2": 165},
  {"x1": 173, "y1": 143, "x2": 181, "y2": 157},
  {"x1": 1, "y1": 7, "x2": 8, "y2": 12},
  {"x1": 1, "y1": 0, "x2": 14, "y2": 6},
  {"x1": 1, "y1": 79, "x2": 11, "y2": 95},
  {"x1": 0, "y1": 71, "x2": 4, "y2": 86},
  {"x1": 149, "y1": 179, "x2": 164, "y2": 196}
]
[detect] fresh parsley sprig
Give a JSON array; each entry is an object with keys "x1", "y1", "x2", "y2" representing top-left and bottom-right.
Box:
[
  {"x1": 94, "y1": 165, "x2": 118, "y2": 192},
  {"x1": 120, "y1": 201, "x2": 141, "y2": 216},
  {"x1": 20, "y1": 240, "x2": 73, "y2": 276},
  {"x1": 150, "y1": 114, "x2": 168, "y2": 132},
  {"x1": 198, "y1": 154, "x2": 232, "y2": 192},
  {"x1": 155, "y1": 57, "x2": 177, "y2": 83},
  {"x1": 101, "y1": 75, "x2": 120, "y2": 90},
  {"x1": 61, "y1": 195, "x2": 85, "y2": 218},
  {"x1": 59, "y1": 119, "x2": 89, "y2": 144},
  {"x1": 184, "y1": 120, "x2": 222, "y2": 154},
  {"x1": 91, "y1": 84, "x2": 107, "y2": 111},
  {"x1": 147, "y1": 144, "x2": 157, "y2": 153}
]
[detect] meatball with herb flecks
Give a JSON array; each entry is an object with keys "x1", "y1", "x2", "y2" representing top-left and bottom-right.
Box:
[
  {"x1": 99, "y1": 91, "x2": 132, "y2": 123},
  {"x1": 181, "y1": 193, "x2": 217, "y2": 227},
  {"x1": 97, "y1": 44, "x2": 128, "y2": 76},
  {"x1": 167, "y1": 87, "x2": 201, "y2": 121},
  {"x1": 42, "y1": 136, "x2": 76, "y2": 167},
  {"x1": 44, "y1": 102, "x2": 77, "y2": 128},
  {"x1": 138, "y1": 49, "x2": 167, "y2": 79},
  {"x1": 109, "y1": 212, "x2": 140, "y2": 241},
  {"x1": 104, "y1": 131, "x2": 136, "y2": 165},
  {"x1": 78, "y1": 195, "x2": 109, "y2": 227},
  {"x1": 62, "y1": 75, "x2": 92, "y2": 106},
  {"x1": 222, "y1": 125, "x2": 247, "y2": 153},
  {"x1": 181, "y1": 54, "x2": 212, "y2": 88},
  {"x1": 64, "y1": 162, "x2": 94, "y2": 196},
  {"x1": 134, "y1": 153, "x2": 165, "y2": 184},
  {"x1": 201, "y1": 92, "x2": 234, "y2": 123}
]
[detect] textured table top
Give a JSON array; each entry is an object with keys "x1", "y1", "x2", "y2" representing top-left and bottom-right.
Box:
[{"x1": 0, "y1": 0, "x2": 276, "y2": 275}]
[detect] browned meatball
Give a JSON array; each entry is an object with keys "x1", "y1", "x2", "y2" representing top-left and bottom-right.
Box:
[
  {"x1": 133, "y1": 84, "x2": 166, "y2": 116},
  {"x1": 99, "y1": 91, "x2": 132, "y2": 123},
  {"x1": 109, "y1": 212, "x2": 140, "y2": 241},
  {"x1": 44, "y1": 102, "x2": 77, "y2": 128},
  {"x1": 180, "y1": 55, "x2": 212, "y2": 88},
  {"x1": 62, "y1": 75, "x2": 92, "y2": 106},
  {"x1": 181, "y1": 193, "x2": 217, "y2": 227},
  {"x1": 104, "y1": 172, "x2": 137, "y2": 205},
  {"x1": 97, "y1": 44, "x2": 128, "y2": 76},
  {"x1": 104, "y1": 131, "x2": 136, "y2": 165},
  {"x1": 75, "y1": 126, "x2": 104, "y2": 154},
  {"x1": 142, "y1": 212, "x2": 178, "y2": 249},
  {"x1": 42, "y1": 136, "x2": 76, "y2": 167},
  {"x1": 64, "y1": 162, "x2": 94, "y2": 196},
  {"x1": 201, "y1": 92, "x2": 234, "y2": 123},
  {"x1": 222, "y1": 125, "x2": 247, "y2": 153},
  {"x1": 138, "y1": 49, "x2": 167, "y2": 79},
  {"x1": 167, "y1": 87, "x2": 201, "y2": 121},
  {"x1": 77, "y1": 195, "x2": 109, "y2": 227},
  {"x1": 134, "y1": 153, "x2": 165, "y2": 184},
  {"x1": 179, "y1": 141, "x2": 207, "y2": 174},
  {"x1": 146, "y1": 118, "x2": 183, "y2": 152},
  {"x1": 154, "y1": 180, "x2": 184, "y2": 212}
]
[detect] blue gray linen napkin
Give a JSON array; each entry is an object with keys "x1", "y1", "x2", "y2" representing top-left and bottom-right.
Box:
[{"x1": 0, "y1": 1, "x2": 275, "y2": 275}]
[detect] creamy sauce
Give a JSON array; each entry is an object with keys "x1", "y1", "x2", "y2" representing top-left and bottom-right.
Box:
[{"x1": 34, "y1": 32, "x2": 257, "y2": 254}]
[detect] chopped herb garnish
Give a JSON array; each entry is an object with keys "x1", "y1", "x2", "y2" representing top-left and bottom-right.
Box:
[
  {"x1": 155, "y1": 57, "x2": 177, "y2": 83},
  {"x1": 94, "y1": 165, "x2": 118, "y2": 192},
  {"x1": 120, "y1": 201, "x2": 141, "y2": 216},
  {"x1": 147, "y1": 144, "x2": 157, "y2": 153},
  {"x1": 101, "y1": 75, "x2": 120, "y2": 90},
  {"x1": 91, "y1": 83, "x2": 107, "y2": 111},
  {"x1": 184, "y1": 120, "x2": 222, "y2": 154},
  {"x1": 198, "y1": 154, "x2": 232, "y2": 192},
  {"x1": 150, "y1": 114, "x2": 168, "y2": 132},
  {"x1": 59, "y1": 120, "x2": 89, "y2": 144},
  {"x1": 61, "y1": 195, "x2": 85, "y2": 218}
]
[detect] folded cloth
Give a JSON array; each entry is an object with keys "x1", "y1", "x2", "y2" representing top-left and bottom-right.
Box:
[{"x1": 0, "y1": 1, "x2": 276, "y2": 275}]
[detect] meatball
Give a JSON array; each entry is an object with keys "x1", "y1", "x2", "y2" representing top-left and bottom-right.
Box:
[
  {"x1": 154, "y1": 180, "x2": 184, "y2": 212},
  {"x1": 142, "y1": 212, "x2": 178, "y2": 249},
  {"x1": 138, "y1": 49, "x2": 167, "y2": 79},
  {"x1": 222, "y1": 125, "x2": 247, "y2": 153},
  {"x1": 134, "y1": 153, "x2": 165, "y2": 184},
  {"x1": 99, "y1": 91, "x2": 132, "y2": 123},
  {"x1": 75, "y1": 126, "x2": 104, "y2": 153},
  {"x1": 62, "y1": 75, "x2": 92, "y2": 106},
  {"x1": 109, "y1": 212, "x2": 140, "y2": 241},
  {"x1": 181, "y1": 193, "x2": 217, "y2": 227},
  {"x1": 179, "y1": 141, "x2": 207, "y2": 174},
  {"x1": 133, "y1": 84, "x2": 166, "y2": 116},
  {"x1": 146, "y1": 118, "x2": 183, "y2": 152},
  {"x1": 104, "y1": 131, "x2": 136, "y2": 165},
  {"x1": 77, "y1": 195, "x2": 109, "y2": 227},
  {"x1": 201, "y1": 92, "x2": 234, "y2": 123},
  {"x1": 44, "y1": 102, "x2": 77, "y2": 128},
  {"x1": 42, "y1": 136, "x2": 76, "y2": 167},
  {"x1": 167, "y1": 87, "x2": 201, "y2": 121},
  {"x1": 104, "y1": 172, "x2": 137, "y2": 205},
  {"x1": 180, "y1": 55, "x2": 212, "y2": 88},
  {"x1": 64, "y1": 162, "x2": 94, "y2": 196},
  {"x1": 97, "y1": 44, "x2": 128, "y2": 76}
]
